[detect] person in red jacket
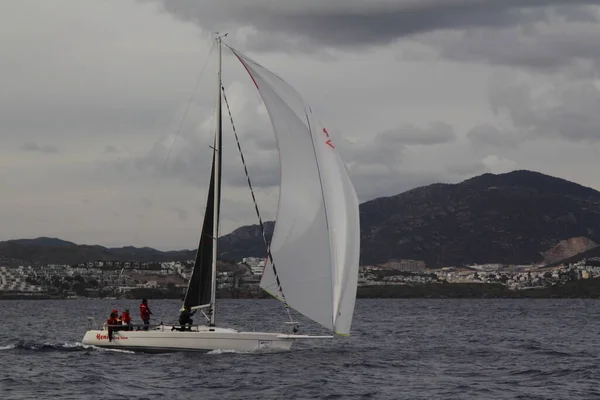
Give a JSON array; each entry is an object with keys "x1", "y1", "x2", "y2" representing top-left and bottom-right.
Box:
[
  {"x1": 106, "y1": 310, "x2": 119, "y2": 341},
  {"x1": 139, "y1": 298, "x2": 152, "y2": 331},
  {"x1": 121, "y1": 309, "x2": 132, "y2": 331}
]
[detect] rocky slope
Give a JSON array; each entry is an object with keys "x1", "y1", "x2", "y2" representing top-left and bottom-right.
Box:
[{"x1": 542, "y1": 237, "x2": 598, "y2": 264}]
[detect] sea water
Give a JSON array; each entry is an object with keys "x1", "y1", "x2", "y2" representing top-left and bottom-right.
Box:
[{"x1": 1, "y1": 298, "x2": 599, "y2": 399}]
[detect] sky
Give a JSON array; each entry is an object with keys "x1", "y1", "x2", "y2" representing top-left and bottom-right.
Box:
[{"x1": 1, "y1": 0, "x2": 600, "y2": 250}]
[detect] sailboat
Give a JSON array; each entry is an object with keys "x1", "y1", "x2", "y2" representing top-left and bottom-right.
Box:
[{"x1": 81, "y1": 34, "x2": 360, "y2": 352}]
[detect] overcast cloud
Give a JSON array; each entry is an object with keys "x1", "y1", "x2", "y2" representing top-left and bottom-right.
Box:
[{"x1": 1, "y1": 0, "x2": 599, "y2": 250}]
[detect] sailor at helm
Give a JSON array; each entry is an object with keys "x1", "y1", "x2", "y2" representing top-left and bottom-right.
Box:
[{"x1": 178, "y1": 305, "x2": 196, "y2": 331}]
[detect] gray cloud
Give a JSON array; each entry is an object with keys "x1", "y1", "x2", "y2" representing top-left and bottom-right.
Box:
[
  {"x1": 1, "y1": 97, "x2": 175, "y2": 142},
  {"x1": 3, "y1": 0, "x2": 600, "y2": 252},
  {"x1": 427, "y1": 14, "x2": 600, "y2": 72},
  {"x1": 390, "y1": 122, "x2": 456, "y2": 146},
  {"x1": 128, "y1": 115, "x2": 459, "y2": 204},
  {"x1": 105, "y1": 145, "x2": 119, "y2": 154},
  {"x1": 227, "y1": 156, "x2": 280, "y2": 189},
  {"x1": 445, "y1": 161, "x2": 488, "y2": 177},
  {"x1": 20, "y1": 142, "x2": 59, "y2": 154},
  {"x1": 467, "y1": 124, "x2": 521, "y2": 149},
  {"x1": 128, "y1": 124, "x2": 282, "y2": 191},
  {"x1": 150, "y1": 0, "x2": 599, "y2": 51},
  {"x1": 343, "y1": 122, "x2": 455, "y2": 167},
  {"x1": 489, "y1": 73, "x2": 600, "y2": 143},
  {"x1": 149, "y1": 1, "x2": 600, "y2": 77},
  {"x1": 557, "y1": 4, "x2": 600, "y2": 23},
  {"x1": 173, "y1": 207, "x2": 188, "y2": 221},
  {"x1": 140, "y1": 198, "x2": 153, "y2": 208}
]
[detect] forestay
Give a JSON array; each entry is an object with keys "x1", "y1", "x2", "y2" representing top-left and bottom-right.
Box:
[{"x1": 230, "y1": 48, "x2": 360, "y2": 336}]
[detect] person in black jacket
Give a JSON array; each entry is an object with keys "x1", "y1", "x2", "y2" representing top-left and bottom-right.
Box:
[{"x1": 178, "y1": 305, "x2": 196, "y2": 331}]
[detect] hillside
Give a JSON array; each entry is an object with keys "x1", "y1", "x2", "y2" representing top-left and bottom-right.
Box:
[
  {"x1": 219, "y1": 170, "x2": 600, "y2": 266},
  {"x1": 218, "y1": 222, "x2": 274, "y2": 261},
  {"x1": 0, "y1": 239, "x2": 196, "y2": 266},
  {"x1": 358, "y1": 170, "x2": 600, "y2": 266},
  {"x1": 2, "y1": 170, "x2": 600, "y2": 266}
]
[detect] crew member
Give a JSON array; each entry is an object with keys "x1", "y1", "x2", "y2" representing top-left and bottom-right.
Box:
[
  {"x1": 106, "y1": 310, "x2": 119, "y2": 341},
  {"x1": 121, "y1": 309, "x2": 132, "y2": 330},
  {"x1": 178, "y1": 305, "x2": 196, "y2": 331},
  {"x1": 140, "y1": 298, "x2": 152, "y2": 331}
]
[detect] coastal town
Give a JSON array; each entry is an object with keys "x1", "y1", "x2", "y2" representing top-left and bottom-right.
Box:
[{"x1": 1, "y1": 255, "x2": 600, "y2": 299}]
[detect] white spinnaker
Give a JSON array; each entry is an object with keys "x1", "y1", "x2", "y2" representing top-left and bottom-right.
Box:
[
  {"x1": 231, "y1": 48, "x2": 360, "y2": 335},
  {"x1": 310, "y1": 116, "x2": 360, "y2": 335}
]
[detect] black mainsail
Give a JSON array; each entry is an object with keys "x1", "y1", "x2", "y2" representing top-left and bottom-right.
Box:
[
  {"x1": 182, "y1": 35, "x2": 223, "y2": 326},
  {"x1": 182, "y1": 145, "x2": 220, "y2": 310}
]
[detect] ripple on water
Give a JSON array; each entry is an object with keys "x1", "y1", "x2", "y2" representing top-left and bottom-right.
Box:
[{"x1": 1, "y1": 298, "x2": 600, "y2": 399}]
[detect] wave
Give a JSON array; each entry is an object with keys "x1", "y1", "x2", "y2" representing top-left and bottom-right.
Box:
[
  {"x1": 207, "y1": 348, "x2": 244, "y2": 355},
  {"x1": 508, "y1": 367, "x2": 592, "y2": 379},
  {"x1": 0, "y1": 341, "x2": 135, "y2": 354},
  {"x1": 206, "y1": 347, "x2": 282, "y2": 355},
  {"x1": 0, "y1": 342, "x2": 279, "y2": 355}
]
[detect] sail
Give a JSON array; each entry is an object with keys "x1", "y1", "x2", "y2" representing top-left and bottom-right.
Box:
[
  {"x1": 183, "y1": 140, "x2": 220, "y2": 309},
  {"x1": 231, "y1": 48, "x2": 360, "y2": 335}
]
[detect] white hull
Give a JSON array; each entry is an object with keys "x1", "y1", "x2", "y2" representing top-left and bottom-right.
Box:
[{"x1": 82, "y1": 325, "x2": 296, "y2": 353}]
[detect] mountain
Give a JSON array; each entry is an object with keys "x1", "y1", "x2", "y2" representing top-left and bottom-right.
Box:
[
  {"x1": 358, "y1": 170, "x2": 600, "y2": 266},
  {"x1": 1, "y1": 170, "x2": 599, "y2": 267},
  {"x1": 0, "y1": 239, "x2": 196, "y2": 266},
  {"x1": 218, "y1": 170, "x2": 600, "y2": 266},
  {"x1": 217, "y1": 222, "x2": 274, "y2": 261},
  {"x1": 9, "y1": 237, "x2": 75, "y2": 248}
]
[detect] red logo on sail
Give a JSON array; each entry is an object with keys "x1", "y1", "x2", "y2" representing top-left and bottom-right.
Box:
[{"x1": 322, "y1": 128, "x2": 335, "y2": 148}]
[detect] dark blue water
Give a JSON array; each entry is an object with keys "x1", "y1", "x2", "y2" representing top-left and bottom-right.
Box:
[{"x1": 1, "y1": 299, "x2": 599, "y2": 399}]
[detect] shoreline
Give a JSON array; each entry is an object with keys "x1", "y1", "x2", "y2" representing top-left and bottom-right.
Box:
[{"x1": 3, "y1": 279, "x2": 600, "y2": 300}]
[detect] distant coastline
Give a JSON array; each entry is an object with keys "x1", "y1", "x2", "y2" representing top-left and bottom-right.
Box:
[
  {"x1": 357, "y1": 278, "x2": 600, "y2": 298},
  {"x1": 4, "y1": 279, "x2": 600, "y2": 300}
]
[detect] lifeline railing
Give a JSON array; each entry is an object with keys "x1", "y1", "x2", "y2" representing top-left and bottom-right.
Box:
[
  {"x1": 88, "y1": 317, "x2": 303, "y2": 335},
  {"x1": 88, "y1": 317, "x2": 169, "y2": 332},
  {"x1": 88, "y1": 317, "x2": 220, "y2": 332}
]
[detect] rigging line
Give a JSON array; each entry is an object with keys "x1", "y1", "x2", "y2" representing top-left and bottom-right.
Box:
[
  {"x1": 221, "y1": 83, "x2": 295, "y2": 325},
  {"x1": 132, "y1": 42, "x2": 216, "y2": 247}
]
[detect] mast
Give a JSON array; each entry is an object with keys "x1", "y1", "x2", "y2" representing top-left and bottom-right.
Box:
[{"x1": 209, "y1": 34, "x2": 224, "y2": 326}]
